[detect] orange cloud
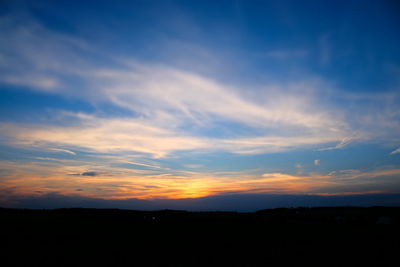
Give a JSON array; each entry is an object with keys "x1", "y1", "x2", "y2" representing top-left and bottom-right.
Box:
[{"x1": 1, "y1": 158, "x2": 399, "y2": 201}]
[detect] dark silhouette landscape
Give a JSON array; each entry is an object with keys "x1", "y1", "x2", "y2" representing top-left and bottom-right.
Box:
[{"x1": 2, "y1": 206, "x2": 399, "y2": 266}]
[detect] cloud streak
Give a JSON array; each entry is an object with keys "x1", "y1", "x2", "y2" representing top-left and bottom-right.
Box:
[
  {"x1": 1, "y1": 155, "x2": 399, "y2": 201},
  {"x1": 0, "y1": 15, "x2": 354, "y2": 158},
  {"x1": 49, "y1": 148, "x2": 76, "y2": 155},
  {"x1": 1, "y1": 15, "x2": 398, "y2": 159},
  {"x1": 391, "y1": 148, "x2": 400, "y2": 155},
  {"x1": 1, "y1": 11, "x2": 400, "y2": 205}
]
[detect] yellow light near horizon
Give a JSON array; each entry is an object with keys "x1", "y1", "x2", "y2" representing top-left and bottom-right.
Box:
[{"x1": 2, "y1": 159, "x2": 398, "y2": 202}]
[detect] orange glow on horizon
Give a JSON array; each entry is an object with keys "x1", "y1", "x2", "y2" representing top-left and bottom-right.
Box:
[{"x1": 1, "y1": 160, "x2": 399, "y2": 202}]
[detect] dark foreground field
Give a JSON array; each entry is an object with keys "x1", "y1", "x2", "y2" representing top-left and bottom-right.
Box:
[{"x1": 2, "y1": 207, "x2": 399, "y2": 266}]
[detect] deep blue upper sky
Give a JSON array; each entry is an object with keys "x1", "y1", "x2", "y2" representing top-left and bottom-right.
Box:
[{"x1": 0, "y1": 0, "x2": 399, "y2": 209}]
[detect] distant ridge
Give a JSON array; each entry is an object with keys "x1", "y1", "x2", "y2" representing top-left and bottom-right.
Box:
[
  {"x1": 1, "y1": 206, "x2": 399, "y2": 224},
  {"x1": 2, "y1": 206, "x2": 399, "y2": 266}
]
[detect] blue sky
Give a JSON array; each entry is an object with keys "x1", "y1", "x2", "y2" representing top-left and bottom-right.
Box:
[{"x1": 0, "y1": 0, "x2": 400, "y2": 209}]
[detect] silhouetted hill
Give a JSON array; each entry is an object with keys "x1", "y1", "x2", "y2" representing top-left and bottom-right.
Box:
[{"x1": 1, "y1": 207, "x2": 399, "y2": 266}]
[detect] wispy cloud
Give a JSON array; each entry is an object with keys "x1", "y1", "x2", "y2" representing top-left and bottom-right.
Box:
[
  {"x1": 1, "y1": 154, "x2": 399, "y2": 201},
  {"x1": 390, "y1": 148, "x2": 400, "y2": 155},
  {"x1": 318, "y1": 134, "x2": 361, "y2": 151},
  {"x1": 0, "y1": 15, "x2": 92, "y2": 92},
  {"x1": 0, "y1": 111, "x2": 351, "y2": 158},
  {"x1": 1, "y1": 15, "x2": 399, "y2": 160},
  {"x1": 49, "y1": 148, "x2": 76, "y2": 155},
  {"x1": 0, "y1": 16, "x2": 357, "y2": 157},
  {"x1": 1, "y1": 13, "x2": 400, "y2": 204},
  {"x1": 0, "y1": 117, "x2": 208, "y2": 158}
]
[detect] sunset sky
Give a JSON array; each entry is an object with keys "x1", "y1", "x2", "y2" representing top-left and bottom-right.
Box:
[{"x1": 1, "y1": 0, "x2": 400, "y2": 210}]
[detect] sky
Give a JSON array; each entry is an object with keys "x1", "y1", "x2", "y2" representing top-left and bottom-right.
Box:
[{"x1": 1, "y1": 0, "x2": 400, "y2": 211}]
